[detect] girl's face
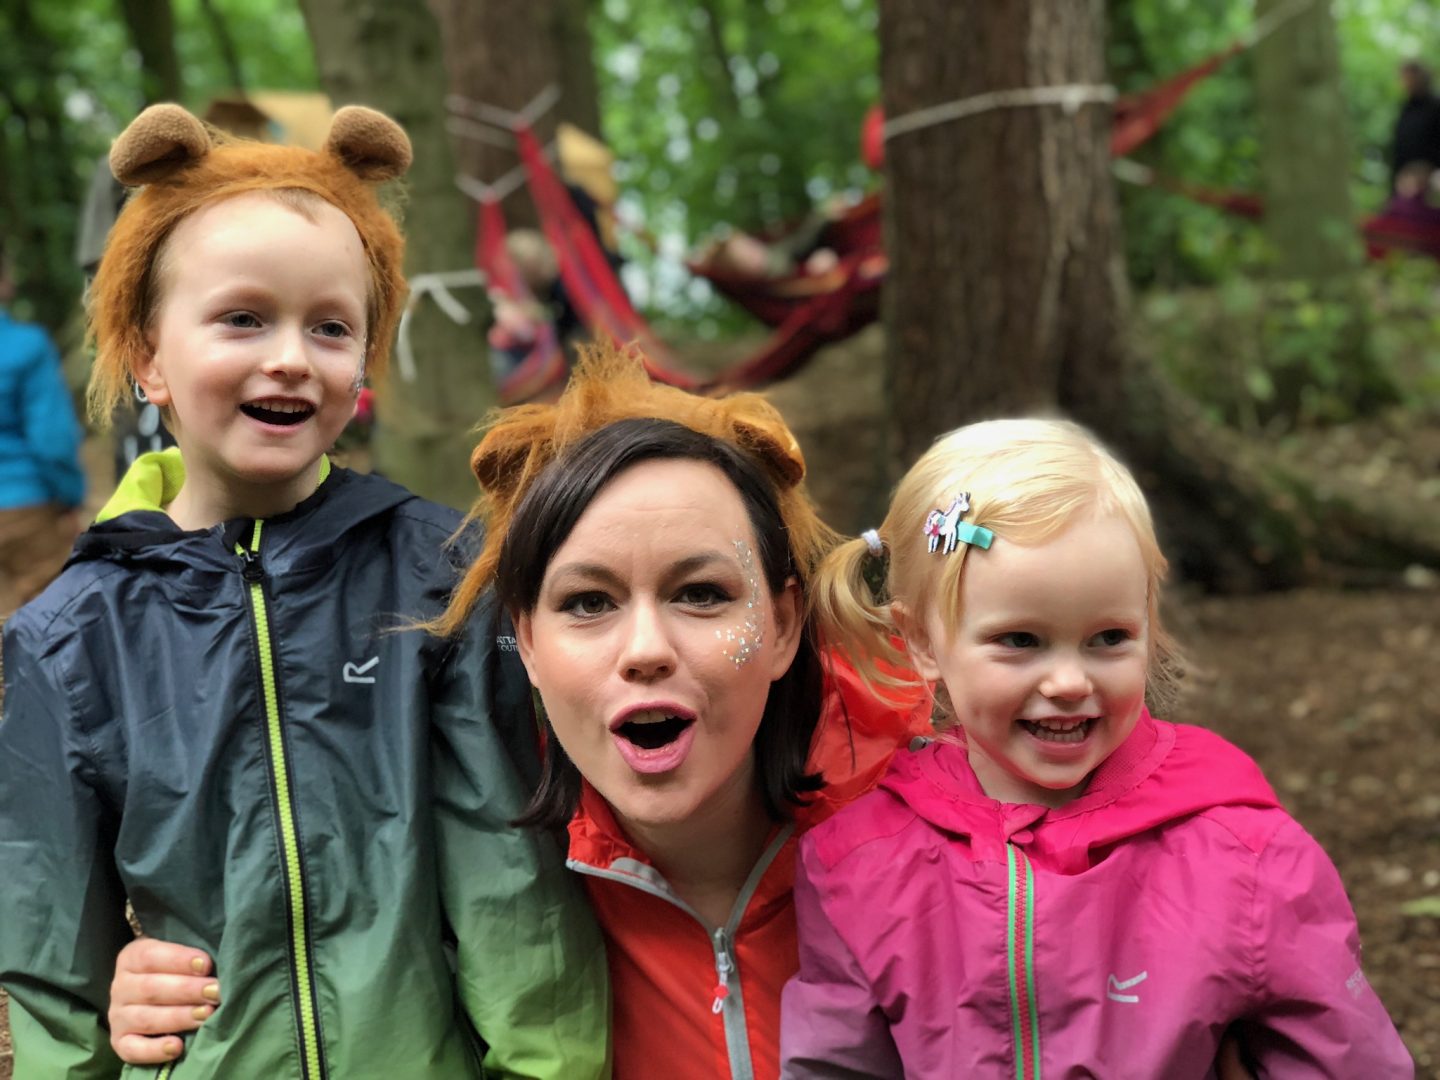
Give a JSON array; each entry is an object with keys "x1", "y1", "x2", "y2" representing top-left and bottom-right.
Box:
[
  {"x1": 516, "y1": 458, "x2": 803, "y2": 836},
  {"x1": 136, "y1": 192, "x2": 367, "y2": 517},
  {"x1": 900, "y1": 513, "x2": 1150, "y2": 808}
]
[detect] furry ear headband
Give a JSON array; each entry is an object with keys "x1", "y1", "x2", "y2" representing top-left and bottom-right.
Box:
[
  {"x1": 87, "y1": 103, "x2": 412, "y2": 425},
  {"x1": 433, "y1": 343, "x2": 840, "y2": 638},
  {"x1": 108, "y1": 103, "x2": 413, "y2": 187}
]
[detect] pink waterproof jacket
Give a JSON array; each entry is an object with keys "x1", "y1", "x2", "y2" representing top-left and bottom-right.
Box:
[{"x1": 781, "y1": 712, "x2": 1413, "y2": 1078}]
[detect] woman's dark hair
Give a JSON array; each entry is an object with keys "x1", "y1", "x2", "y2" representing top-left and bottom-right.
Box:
[{"x1": 501, "y1": 417, "x2": 825, "y2": 830}]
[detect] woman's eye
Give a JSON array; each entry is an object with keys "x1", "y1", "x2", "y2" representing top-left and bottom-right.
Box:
[
  {"x1": 995, "y1": 631, "x2": 1039, "y2": 649},
  {"x1": 223, "y1": 312, "x2": 261, "y2": 329},
  {"x1": 1093, "y1": 628, "x2": 1132, "y2": 647},
  {"x1": 675, "y1": 583, "x2": 731, "y2": 608},
  {"x1": 561, "y1": 592, "x2": 613, "y2": 618}
]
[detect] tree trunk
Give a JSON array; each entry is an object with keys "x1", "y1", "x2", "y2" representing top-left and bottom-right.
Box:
[
  {"x1": 299, "y1": 0, "x2": 494, "y2": 510},
  {"x1": 877, "y1": 0, "x2": 1439, "y2": 589},
  {"x1": 431, "y1": 0, "x2": 602, "y2": 226},
  {"x1": 1250, "y1": 0, "x2": 1394, "y2": 420},
  {"x1": 116, "y1": 0, "x2": 183, "y2": 104}
]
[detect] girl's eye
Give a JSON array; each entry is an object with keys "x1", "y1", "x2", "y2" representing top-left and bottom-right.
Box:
[
  {"x1": 675, "y1": 583, "x2": 731, "y2": 608},
  {"x1": 995, "y1": 631, "x2": 1040, "y2": 649},
  {"x1": 561, "y1": 592, "x2": 613, "y2": 618},
  {"x1": 224, "y1": 312, "x2": 261, "y2": 329},
  {"x1": 315, "y1": 320, "x2": 351, "y2": 339},
  {"x1": 1093, "y1": 628, "x2": 1132, "y2": 647}
]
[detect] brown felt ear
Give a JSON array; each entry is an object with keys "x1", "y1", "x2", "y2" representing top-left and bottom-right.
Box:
[
  {"x1": 734, "y1": 416, "x2": 806, "y2": 488},
  {"x1": 471, "y1": 436, "x2": 538, "y2": 499},
  {"x1": 324, "y1": 106, "x2": 413, "y2": 182},
  {"x1": 109, "y1": 104, "x2": 212, "y2": 186}
]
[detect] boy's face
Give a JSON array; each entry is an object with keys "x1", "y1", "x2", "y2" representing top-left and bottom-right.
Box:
[{"x1": 137, "y1": 192, "x2": 367, "y2": 512}]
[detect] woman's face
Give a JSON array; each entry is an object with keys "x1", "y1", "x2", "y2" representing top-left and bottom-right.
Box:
[{"x1": 516, "y1": 458, "x2": 803, "y2": 835}]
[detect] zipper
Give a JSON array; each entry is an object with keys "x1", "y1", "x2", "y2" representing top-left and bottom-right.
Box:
[
  {"x1": 1006, "y1": 843, "x2": 1041, "y2": 1080},
  {"x1": 569, "y1": 823, "x2": 794, "y2": 1080},
  {"x1": 238, "y1": 521, "x2": 327, "y2": 1079}
]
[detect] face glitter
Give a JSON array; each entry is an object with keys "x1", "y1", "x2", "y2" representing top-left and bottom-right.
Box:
[{"x1": 715, "y1": 539, "x2": 764, "y2": 667}]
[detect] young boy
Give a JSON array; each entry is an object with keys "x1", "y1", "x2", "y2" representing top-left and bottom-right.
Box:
[{"x1": 0, "y1": 103, "x2": 609, "y2": 1079}]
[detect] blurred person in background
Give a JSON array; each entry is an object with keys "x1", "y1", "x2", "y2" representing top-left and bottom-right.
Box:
[
  {"x1": 0, "y1": 238, "x2": 84, "y2": 616},
  {"x1": 1391, "y1": 61, "x2": 1440, "y2": 193}
]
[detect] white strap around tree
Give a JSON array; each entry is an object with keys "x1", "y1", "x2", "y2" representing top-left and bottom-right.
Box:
[
  {"x1": 883, "y1": 83, "x2": 1117, "y2": 143},
  {"x1": 395, "y1": 269, "x2": 489, "y2": 383}
]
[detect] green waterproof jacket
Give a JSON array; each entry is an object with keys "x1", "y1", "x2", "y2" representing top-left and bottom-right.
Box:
[{"x1": 0, "y1": 451, "x2": 610, "y2": 1079}]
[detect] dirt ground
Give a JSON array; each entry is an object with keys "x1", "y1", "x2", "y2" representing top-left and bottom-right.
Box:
[{"x1": 1, "y1": 333, "x2": 1436, "y2": 1077}]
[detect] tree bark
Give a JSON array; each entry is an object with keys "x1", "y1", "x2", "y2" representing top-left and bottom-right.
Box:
[
  {"x1": 877, "y1": 0, "x2": 1439, "y2": 589},
  {"x1": 116, "y1": 0, "x2": 183, "y2": 104},
  {"x1": 299, "y1": 0, "x2": 494, "y2": 510},
  {"x1": 430, "y1": 0, "x2": 602, "y2": 225}
]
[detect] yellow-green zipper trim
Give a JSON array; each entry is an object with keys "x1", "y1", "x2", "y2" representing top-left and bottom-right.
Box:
[{"x1": 239, "y1": 520, "x2": 325, "y2": 1079}]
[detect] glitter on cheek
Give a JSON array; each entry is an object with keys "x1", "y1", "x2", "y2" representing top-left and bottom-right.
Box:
[{"x1": 715, "y1": 539, "x2": 764, "y2": 667}]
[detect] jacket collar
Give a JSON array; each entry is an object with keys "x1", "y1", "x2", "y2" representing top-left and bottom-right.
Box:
[{"x1": 884, "y1": 710, "x2": 1280, "y2": 858}]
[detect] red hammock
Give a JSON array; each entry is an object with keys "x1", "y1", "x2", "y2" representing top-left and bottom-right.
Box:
[{"x1": 484, "y1": 124, "x2": 892, "y2": 399}]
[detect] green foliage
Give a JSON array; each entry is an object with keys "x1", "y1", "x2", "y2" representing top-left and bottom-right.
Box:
[
  {"x1": 1137, "y1": 259, "x2": 1440, "y2": 430},
  {"x1": 1111, "y1": 0, "x2": 1440, "y2": 287},
  {"x1": 591, "y1": 0, "x2": 879, "y2": 332},
  {"x1": 0, "y1": 0, "x2": 316, "y2": 334}
]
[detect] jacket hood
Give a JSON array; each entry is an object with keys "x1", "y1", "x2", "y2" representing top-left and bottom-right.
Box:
[
  {"x1": 71, "y1": 448, "x2": 415, "y2": 576},
  {"x1": 881, "y1": 711, "x2": 1281, "y2": 861}
]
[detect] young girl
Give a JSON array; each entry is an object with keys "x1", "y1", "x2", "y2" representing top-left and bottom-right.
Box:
[
  {"x1": 782, "y1": 418, "x2": 1413, "y2": 1077},
  {"x1": 0, "y1": 104, "x2": 608, "y2": 1078}
]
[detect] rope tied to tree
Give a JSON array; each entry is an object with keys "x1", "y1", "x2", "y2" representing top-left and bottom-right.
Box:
[
  {"x1": 883, "y1": 84, "x2": 1118, "y2": 143},
  {"x1": 395, "y1": 269, "x2": 489, "y2": 382}
]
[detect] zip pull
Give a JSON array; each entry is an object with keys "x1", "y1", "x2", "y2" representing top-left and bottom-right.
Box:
[
  {"x1": 238, "y1": 548, "x2": 264, "y2": 583},
  {"x1": 711, "y1": 930, "x2": 733, "y2": 1015}
]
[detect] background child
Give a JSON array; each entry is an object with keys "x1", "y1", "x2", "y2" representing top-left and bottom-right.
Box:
[
  {"x1": 782, "y1": 418, "x2": 1413, "y2": 1077},
  {"x1": 0, "y1": 103, "x2": 607, "y2": 1078}
]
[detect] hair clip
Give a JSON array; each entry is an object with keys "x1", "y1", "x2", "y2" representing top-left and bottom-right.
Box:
[
  {"x1": 861, "y1": 528, "x2": 884, "y2": 556},
  {"x1": 923, "y1": 493, "x2": 993, "y2": 554}
]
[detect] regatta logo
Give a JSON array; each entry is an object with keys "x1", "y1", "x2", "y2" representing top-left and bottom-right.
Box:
[
  {"x1": 1345, "y1": 968, "x2": 1368, "y2": 999},
  {"x1": 342, "y1": 657, "x2": 380, "y2": 684},
  {"x1": 496, "y1": 635, "x2": 519, "y2": 653},
  {"x1": 1106, "y1": 971, "x2": 1147, "y2": 1003}
]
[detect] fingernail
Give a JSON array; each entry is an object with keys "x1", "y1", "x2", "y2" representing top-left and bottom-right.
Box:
[
  {"x1": 191, "y1": 1004, "x2": 213, "y2": 1021},
  {"x1": 166, "y1": 1038, "x2": 182, "y2": 1058},
  {"x1": 190, "y1": 957, "x2": 207, "y2": 974},
  {"x1": 202, "y1": 983, "x2": 220, "y2": 1002}
]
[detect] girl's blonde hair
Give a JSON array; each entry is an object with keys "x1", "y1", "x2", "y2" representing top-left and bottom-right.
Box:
[
  {"x1": 86, "y1": 103, "x2": 411, "y2": 426},
  {"x1": 812, "y1": 417, "x2": 1182, "y2": 712}
]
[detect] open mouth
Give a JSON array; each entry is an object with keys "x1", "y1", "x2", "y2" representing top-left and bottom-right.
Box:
[
  {"x1": 616, "y1": 713, "x2": 695, "y2": 750},
  {"x1": 1019, "y1": 717, "x2": 1097, "y2": 745},
  {"x1": 240, "y1": 399, "x2": 315, "y2": 426}
]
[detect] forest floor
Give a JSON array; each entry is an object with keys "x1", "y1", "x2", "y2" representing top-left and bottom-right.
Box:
[{"x1": 1, "y1": 330, "x2": 1436, "y2": 1078}]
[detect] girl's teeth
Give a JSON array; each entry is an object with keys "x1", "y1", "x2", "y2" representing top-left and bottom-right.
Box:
[{"x1": 1021, "y1": 719, "x2": 1093, "y2": 744}]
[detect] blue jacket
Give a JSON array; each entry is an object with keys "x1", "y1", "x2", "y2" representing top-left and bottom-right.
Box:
[
  {"x1": 0, "y1": 452, "x2": 611, "y2": 1079},
  {"x1": 0, "y1": 310, "x2": 84, "y2": 510}
]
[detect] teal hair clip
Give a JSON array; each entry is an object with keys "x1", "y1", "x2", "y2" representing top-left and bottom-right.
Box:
[{"x1": 923, "y1": 493, "x2": 993, "y2": 554}]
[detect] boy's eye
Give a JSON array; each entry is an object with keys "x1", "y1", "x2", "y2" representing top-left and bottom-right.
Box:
[
  {"x1": 1092, "y1": 628, "x2": 1132, "y2": 647},
  {"x1": 224, "y1": 312, "x2": 262, "y2": 329},
  {"x1": 675, "y1": 583, "x2": 731, "y2": 608},
  {"x1": 561, "y1": 592, "x2": 614, "y2": 618},
  {"x1": 995, "y1": 631, "x2": 1040, "y2": 649}
]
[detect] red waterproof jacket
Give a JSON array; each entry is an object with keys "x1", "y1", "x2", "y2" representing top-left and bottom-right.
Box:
[{"x1": 566, "y1": 658, "x2": 929, "y2": 1079}]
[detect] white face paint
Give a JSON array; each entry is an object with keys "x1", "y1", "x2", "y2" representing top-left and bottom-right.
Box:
[{"x1": 715, "y1": 539, "x2": 764, "y2": 667}]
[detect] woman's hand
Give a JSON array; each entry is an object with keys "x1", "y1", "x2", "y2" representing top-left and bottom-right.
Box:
[{"x1": 108, "y1": 937, "x2": 220, "y2": 1064}]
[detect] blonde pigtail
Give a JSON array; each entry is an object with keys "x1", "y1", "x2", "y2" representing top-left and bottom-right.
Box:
[{"x1": 810, "y1": 535, "x2": 911, "y2": 700}]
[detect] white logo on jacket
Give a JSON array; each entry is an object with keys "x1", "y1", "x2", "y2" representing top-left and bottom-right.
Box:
[
  {"x1": 342, "y1": 657, "x2": 380, "y2": 684},
  {"x1": 1107, "y1": 971, "x2": 1148, "y2": 1003}
]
